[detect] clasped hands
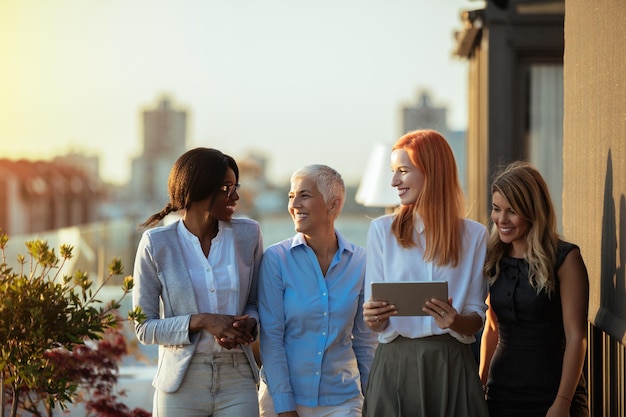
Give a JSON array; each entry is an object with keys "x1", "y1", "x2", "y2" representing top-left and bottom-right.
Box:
[
  {"x1": 214, "y1": 314, "x2": 257, "y2": 349},
  {"x1": 190, "y1": 313, "x2": 257, "y2": 349}
]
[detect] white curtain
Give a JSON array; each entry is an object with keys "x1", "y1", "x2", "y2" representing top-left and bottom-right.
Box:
[{"x1": 529, "y1": 64, "x2": 564, "y2": 232}]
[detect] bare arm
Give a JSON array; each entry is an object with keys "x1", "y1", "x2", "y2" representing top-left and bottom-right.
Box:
[
  {"x1": 479, "y1": 293, "x2": 498, "y2": 386},
  {"x1": 546, "y1": 249, "x2": 589, "y2": 417}
]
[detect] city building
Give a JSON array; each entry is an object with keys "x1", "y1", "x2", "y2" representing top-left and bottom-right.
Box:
[
  {"x1": 400, "y1": 90, "x2": 467, "y2": 191},
  {"x1": 0, "y1": 158, "x2": 102, "y2": 236},
  {"x1": 128, "y1": 95, "x2": 187, "y2": 219}
]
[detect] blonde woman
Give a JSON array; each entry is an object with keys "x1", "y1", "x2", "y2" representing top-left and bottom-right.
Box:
[
  {"x1": 362, "y1": 130, "x2": 489, "y2": 417},
  {"x1": 480, "y1": 161, "x2": 589, "y2": 417}
]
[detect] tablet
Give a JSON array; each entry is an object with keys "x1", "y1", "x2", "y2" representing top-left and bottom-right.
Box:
[{"x1": 371, "y1": 281, "x2": 448, "y2": 316}]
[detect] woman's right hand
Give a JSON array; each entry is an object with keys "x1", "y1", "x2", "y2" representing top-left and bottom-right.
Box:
[{"x1": 363, "y1": 300, "x2": 397, "y2": 332}]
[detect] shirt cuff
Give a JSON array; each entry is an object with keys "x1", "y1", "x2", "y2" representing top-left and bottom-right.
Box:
[{"x1": 273, "y1": 392, "x2": 297, "y2": 414}]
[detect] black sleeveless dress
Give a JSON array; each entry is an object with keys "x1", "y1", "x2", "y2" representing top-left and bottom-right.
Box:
[{"x1": 486, "y1": 241, "x2": 588, "y2": 417}]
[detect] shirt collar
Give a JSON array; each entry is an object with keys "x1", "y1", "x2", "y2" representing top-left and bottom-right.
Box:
[
  {"x1": 177, "y1": 218, "x2": 230, "y2": 244},
  {"x1": 289, "y1": 229, "x2": 354, "y2": 254}
]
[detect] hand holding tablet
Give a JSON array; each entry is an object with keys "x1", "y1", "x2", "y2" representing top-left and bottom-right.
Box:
[{"x1": 371, "y1": 281, "x2": 449, "y2": 316}]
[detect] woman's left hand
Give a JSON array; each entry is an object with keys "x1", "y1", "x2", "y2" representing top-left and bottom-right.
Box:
[
  {"x1": 545, "y1": 396, "x2": 571, "y2": 417},
  {"x1": 423, "y1": 297, "x2": 457, "y2": 329}
]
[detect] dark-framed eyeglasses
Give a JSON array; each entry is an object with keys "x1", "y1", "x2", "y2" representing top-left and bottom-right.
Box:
[{"x1": 219, "y1": 183, "x2": 240, "y2": 199}]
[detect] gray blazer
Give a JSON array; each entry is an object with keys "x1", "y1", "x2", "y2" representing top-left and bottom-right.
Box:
[{"x1": 132, "y1": 218, "x2": 262, "y2": 392}]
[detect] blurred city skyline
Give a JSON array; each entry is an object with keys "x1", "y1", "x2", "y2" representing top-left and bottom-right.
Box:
[{"x1": 0, "y1": 0, "x2": 481, "y2": 186}]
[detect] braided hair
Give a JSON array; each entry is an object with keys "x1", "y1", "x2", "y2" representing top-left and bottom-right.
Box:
[{"x1": 139, "y1": 148, "x2": 239, "y2": 228}]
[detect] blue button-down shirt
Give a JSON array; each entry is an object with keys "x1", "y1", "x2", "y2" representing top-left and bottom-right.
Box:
[{"x1": 258, "y1": 230, "x2": 377, "y2": 414}]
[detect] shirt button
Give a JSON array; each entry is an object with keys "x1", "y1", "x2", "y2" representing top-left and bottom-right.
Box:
[
  {"x1": 323, "y1": 292, "x2": 327, "y2": 297},
  {"x1": 323, "y1": 312, "x2": 327, "y2": 316},
  {"x1": 322, "y1": 332, "x2": 326, "y2": 336},
  {"x1": 318, "y1": 352, "x2": 322, "y2": 355},
  {"x1": 210, "y1": 288, "x2": 216, "y2": 293}
]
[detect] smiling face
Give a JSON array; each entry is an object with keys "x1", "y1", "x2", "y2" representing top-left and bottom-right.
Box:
[
  {"x1": 288, "y1": 176, "x2": 333, "y2": 237},
  {"x1": 390, "y1": 148, "x2": 425, "y2": 206},
  {"x1": 208, "y1": 167, "x2": 239, "y2": 221},
  {"x1": 491, "y1": 191, "x2": 530, "y2": 257}
]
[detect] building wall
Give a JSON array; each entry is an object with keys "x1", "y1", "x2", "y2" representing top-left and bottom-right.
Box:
[
  {"x1": 564, "y1": 0, "x2": 626, "y2": 414},
  {"x1": 564, "y1": 0, "x2": 626, "y2": 343},
  {"x1": 465, "y1": 34, "x2": 489, "y2": 223}
]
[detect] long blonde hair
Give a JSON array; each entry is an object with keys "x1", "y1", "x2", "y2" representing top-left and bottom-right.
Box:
[
  {"x1": 484, "y1": 161, "x2": 559, "y2": 293},
  {"x1": 390, "y1": 129, "x2": 465, "y2": 267}
]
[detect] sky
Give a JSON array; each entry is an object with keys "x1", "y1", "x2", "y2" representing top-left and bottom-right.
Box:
[{"x1": 0, "y1": 0, "x2": 483, "y2": 186}]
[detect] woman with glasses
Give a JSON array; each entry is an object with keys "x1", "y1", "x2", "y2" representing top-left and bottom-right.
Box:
[
  {"x1": 257, "y1": 164, "x2": 378, "y2": 417},
  {"x1": 133, "y1": 147, "x2": 263, "y2": 417}
]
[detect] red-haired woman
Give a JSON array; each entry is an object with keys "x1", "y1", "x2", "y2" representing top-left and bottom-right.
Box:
[{"x1": 362, "y1": 130, "x2": 489, "y2": 417}]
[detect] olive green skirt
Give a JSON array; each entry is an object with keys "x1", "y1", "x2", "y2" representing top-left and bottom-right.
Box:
[{"x1": 363, "y1": 334, "x2": 488, "y2": 417}]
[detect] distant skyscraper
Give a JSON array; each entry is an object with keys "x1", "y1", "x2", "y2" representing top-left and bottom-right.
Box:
[
  {"x1": 142, "y1": 96, "x2": 187, "y2": 157},
  {"x1": 129, "y1": 96, "x2": 187, "y2": 216},
  {"x1": 402, "y1": 91, "x2": 448, "y2": 135},
  {"x1": 401, "y1": 90, "x2": 467, "y2": 191}
]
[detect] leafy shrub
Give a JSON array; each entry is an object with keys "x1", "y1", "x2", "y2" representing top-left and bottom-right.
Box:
[{"x1": 0, "y1": 233, "x2": 146, "y2": 417}]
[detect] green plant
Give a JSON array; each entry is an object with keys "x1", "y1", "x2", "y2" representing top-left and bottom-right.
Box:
[{"x1": 0, "y1": 233, "x2": 146, "y2": 417}]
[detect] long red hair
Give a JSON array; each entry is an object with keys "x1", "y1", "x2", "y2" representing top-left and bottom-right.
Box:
[{"x1": 391, "y1": 129, "x2": 465, "y2": 266}]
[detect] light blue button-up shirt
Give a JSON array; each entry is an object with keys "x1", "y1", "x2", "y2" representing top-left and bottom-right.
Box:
[{"x1": 258, "y1": 230, "x2": 377, "y2": 414}]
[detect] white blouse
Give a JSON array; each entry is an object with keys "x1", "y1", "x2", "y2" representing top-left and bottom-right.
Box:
[
  {"x1": 364, "y1": 214, "x2": 488, "y2": 344},
  {"x1": 177, "y1": 219, "x2": 239, "y2": 353}
]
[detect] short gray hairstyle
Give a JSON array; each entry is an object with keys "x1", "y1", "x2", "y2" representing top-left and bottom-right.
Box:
[{"x1": 290, "y1": 164, "x2": 345, "y2": 218}]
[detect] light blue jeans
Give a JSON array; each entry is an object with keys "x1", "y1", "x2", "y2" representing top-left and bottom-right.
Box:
[
  {"x1": 153, "y1": 352, "x2": 259, "y2": 417},
  {"x1": 258, "y1": 377, "x2": 363, "y2": 417}
]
